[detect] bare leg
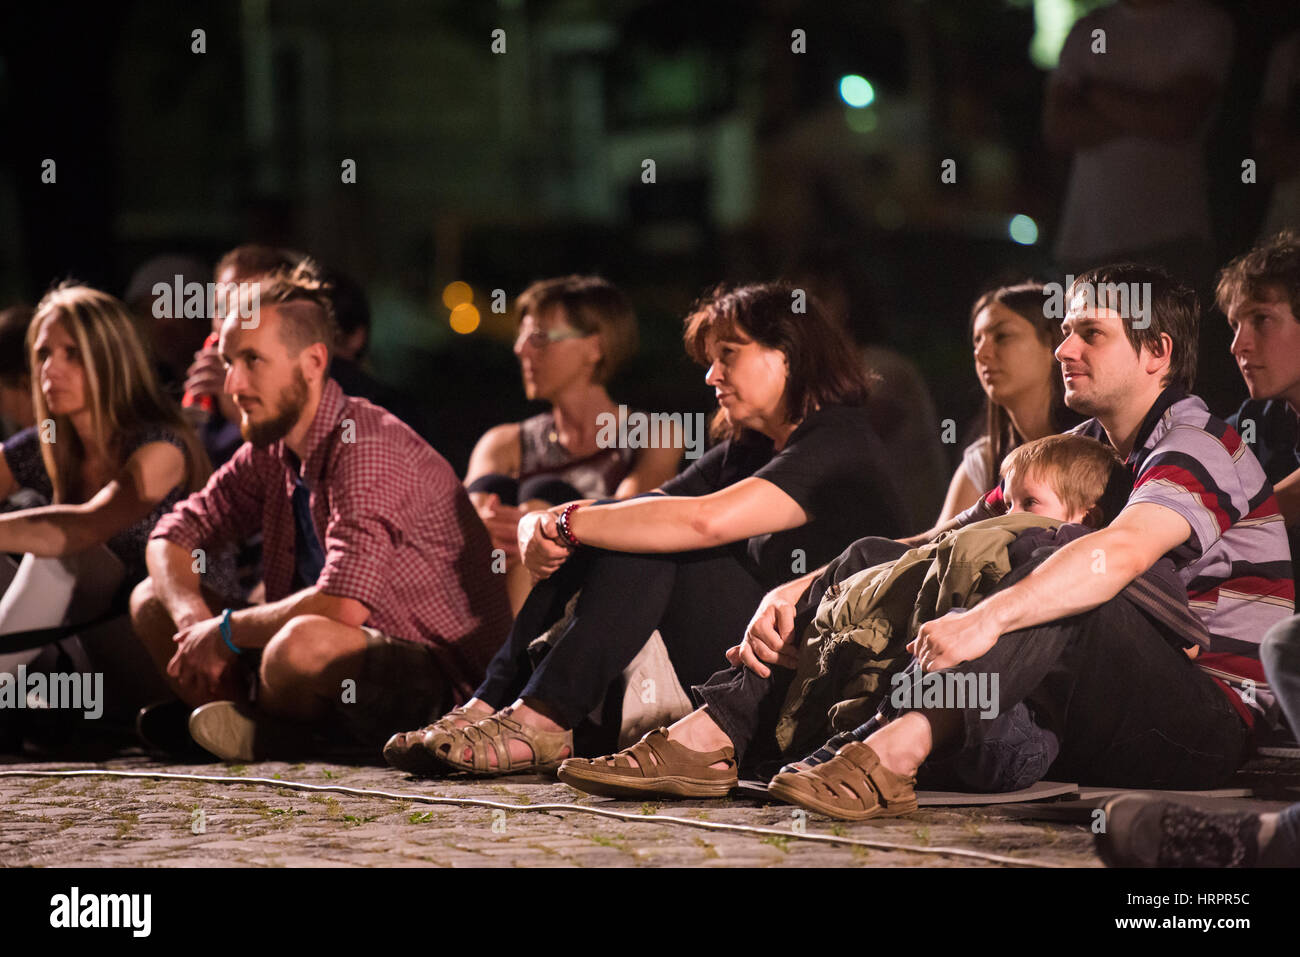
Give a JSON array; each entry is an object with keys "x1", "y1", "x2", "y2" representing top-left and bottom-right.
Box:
[
  {"x1": 129, "y1": 578, "x2": 239, "y2": 707},
  {"x1": 257, "y1": 615, "x2": 368, "y2": 721}
]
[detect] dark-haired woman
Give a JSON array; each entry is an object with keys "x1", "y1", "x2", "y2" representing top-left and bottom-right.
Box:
[
  {"x1": 935, "y1": 282, "x2": 1080, "y2": 525},
  {"x1": 384, "y1": 283, "x2": 907, "y2": 775}
]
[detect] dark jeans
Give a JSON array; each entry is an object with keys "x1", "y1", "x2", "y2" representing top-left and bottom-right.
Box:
[
  {"x1": 699, "y1": 539, "x2": 1250, "y2": 790},
  {"x1": 901, "y1": 560, "x2": 1251, "y2": 790},
  {"x1": 696, "y1": 536, "x2": 911, "y2": 773},
  {"x1": 466, "y1": 472, "x2": 583, "y2": 508},
  {"x1": 475, "y1": 544, "x2": 766, "y2": 733}
]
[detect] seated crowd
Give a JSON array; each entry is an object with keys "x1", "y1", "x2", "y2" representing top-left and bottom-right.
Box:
[{"x1": 4, "y1": 232, "x2": 1300, "y2": 869}]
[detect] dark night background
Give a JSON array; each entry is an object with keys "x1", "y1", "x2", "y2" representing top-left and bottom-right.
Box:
[{"x1": 1, "y1": 0, "x2": 1297, "y2": 478}]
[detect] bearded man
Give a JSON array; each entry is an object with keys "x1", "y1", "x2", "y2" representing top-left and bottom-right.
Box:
[{"x1": 130, "y1": 263, "x2": 510, "y2": 760}]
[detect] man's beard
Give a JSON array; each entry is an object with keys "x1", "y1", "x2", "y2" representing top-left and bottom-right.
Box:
[{"x1": 240, "y1": 368, "x2": 310, "y2": 446}]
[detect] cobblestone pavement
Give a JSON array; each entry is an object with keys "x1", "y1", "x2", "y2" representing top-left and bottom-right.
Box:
[
  {"x1": 4, "y1": 754, "x2": 1295, "y2": 868},
  {"x1": 0, "y1": 753, "x2": 1103, "y2": 868}
]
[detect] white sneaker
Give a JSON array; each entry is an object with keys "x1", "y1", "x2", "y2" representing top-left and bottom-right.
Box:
[{"x1": 187, "y1": 701, "x2": 261, "y2": 762}]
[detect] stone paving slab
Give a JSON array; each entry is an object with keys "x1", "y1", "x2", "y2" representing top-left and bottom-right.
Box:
[
  {"x1": 0, "y1": 754, "x2": 1117, "y2": 867},
  {"x1": 4, "y1": 753, "x2": 1294, "y2": 868}
]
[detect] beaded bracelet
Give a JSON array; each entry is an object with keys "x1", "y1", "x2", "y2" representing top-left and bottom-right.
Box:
[{"x1": 556, "y1": 502, "x2": 583, "y2": 548}]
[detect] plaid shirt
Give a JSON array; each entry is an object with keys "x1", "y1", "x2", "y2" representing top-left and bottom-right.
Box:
[{"x1": 150, "y1": 379, "x2": 511, "y2": 700}]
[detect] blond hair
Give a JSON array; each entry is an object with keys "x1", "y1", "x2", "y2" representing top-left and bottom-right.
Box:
[
  {"x1": 1000, "y1": 434, "x2": 1125, "y2": 521},
  {"x1": 28, "y1": 283, "x2": 211, "y2": 503}
]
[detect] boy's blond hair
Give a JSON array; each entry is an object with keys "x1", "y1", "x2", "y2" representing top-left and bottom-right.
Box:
[{"x1": 1000, "y1": 434, "x2": 1126, "y2": 522}]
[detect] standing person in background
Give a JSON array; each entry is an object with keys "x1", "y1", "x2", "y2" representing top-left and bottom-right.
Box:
[
  {"x1": 1256, "y1": 31, "x2": 1300, "y2": 238},
  {"x1": 1044, "y1": 0, "x2": 1233, "y2": 289},
  {"x1": 463, "y1": 276, "x2": 683, "y2": 612}
]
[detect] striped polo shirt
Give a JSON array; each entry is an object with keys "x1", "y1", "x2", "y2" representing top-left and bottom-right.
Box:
[{"x1": 963, "y1": 387, "x2": 1294, "y2": 725}]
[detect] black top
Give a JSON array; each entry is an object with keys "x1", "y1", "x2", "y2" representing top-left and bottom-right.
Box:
[
  {"x1": 3, "y1": 424, "x2": 239, "y2": 599},
  {"x1": 661, "y1": 404, "x2": 906, "y2": 589}
]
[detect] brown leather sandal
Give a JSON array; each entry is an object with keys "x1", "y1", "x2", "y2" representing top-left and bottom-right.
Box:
[
  {"x1": 766, "y1": 741, "x2": 918, "y2": 821},
  {"x1": 382, "y1": 705, "x2": 482, "y2": 774},
  {"x1": 557, "y1": 728, "x2": 737, "y2": 799},
  {"x1": 426, "y1": 712, "x2": 573, "y2": 777}
]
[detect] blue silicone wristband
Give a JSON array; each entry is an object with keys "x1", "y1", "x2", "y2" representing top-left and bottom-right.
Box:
[{"x1": 219, "y1": 608, "x2": 241, "y2": 655}]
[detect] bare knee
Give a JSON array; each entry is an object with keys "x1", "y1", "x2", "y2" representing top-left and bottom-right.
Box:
[
  {"x1": 262, "y1": 615, "x2": 360, "y2": 688},
  {"x1": 129, "y1": 578, "x2": 174, "y2": 641}
]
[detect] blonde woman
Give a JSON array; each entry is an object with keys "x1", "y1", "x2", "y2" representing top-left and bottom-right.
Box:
[{"x1": 0, "y1": 283, "x2": 237, "y2": 747}]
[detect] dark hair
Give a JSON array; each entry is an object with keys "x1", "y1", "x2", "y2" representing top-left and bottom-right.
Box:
[
  {"x1": 515, "y1": 275, "x2": 638, "y2": 385},
  {"x1": 683, "y1": 282, "x2": 872, "y2": 441},
  {"x1": 968, "y1": 281, "x2": 1075, "y2": 485},
  {"x1": 318, "y1": 266, "x2": 371, "y2": 356},
  {"x1": 1071, "y1": 263, "x2": 1199, "y2": 392},
  {"x1": 0, "y1": 305, "x2": 35, "y2": 385},
  {"x1": 1216, "y1": 230, "x2": 1300, "y2": 323}
]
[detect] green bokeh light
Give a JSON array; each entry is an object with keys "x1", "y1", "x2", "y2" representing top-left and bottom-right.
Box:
[
  {"x1": 839, "y1": 75, "x2": 875, "y2": 108},
  {"x1": 1009, "y1": 214, "x2": 1039, "y2": 245}
]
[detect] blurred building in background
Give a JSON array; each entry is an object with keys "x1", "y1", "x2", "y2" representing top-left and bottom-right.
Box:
[{"x1": 1, "y1": 0, "x2": 1295, "y2": 472}]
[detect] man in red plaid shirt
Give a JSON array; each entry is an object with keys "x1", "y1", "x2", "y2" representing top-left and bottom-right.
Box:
[{"x1": 130, "y1": 263, "x2": 511, "y2": 760}]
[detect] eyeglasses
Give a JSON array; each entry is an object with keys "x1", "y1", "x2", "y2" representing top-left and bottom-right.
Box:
[{"x1": 514, "y1": 324, "x2": 591, "y2": 350}]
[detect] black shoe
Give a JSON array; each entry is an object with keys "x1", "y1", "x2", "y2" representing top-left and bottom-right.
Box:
[
  {"x1": 1095, "y1": 794, "x2": 1264, "y2": 867},
  {"x1": 136, "y1": 699, "x2": 206, "y2": 759}
]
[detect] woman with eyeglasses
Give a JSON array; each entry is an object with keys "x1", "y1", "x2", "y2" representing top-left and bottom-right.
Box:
[
  {"x1": 384, "y1": 282, "x2": 907, "y2": 778},
  {"x1": 463, "y1": 276, "x2": 684, "y2": 612}
]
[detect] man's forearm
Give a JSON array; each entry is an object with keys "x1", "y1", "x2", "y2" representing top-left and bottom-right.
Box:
[
  {"x1": 778, "y1": 564, "x2": 825, "y2": 606},
  {"x1": 977, "y1": 528, "x2": 1144, "y2": 637},
  {"x1": 227, "y1": 588, "x2": 366, "y2": 650},
  {"x1": 145, "y1": 538, "x2": 213, "y2": 630}
]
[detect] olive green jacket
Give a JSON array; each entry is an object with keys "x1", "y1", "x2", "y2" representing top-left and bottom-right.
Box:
[{"x1": 774, "y1": 512, "x2": 1062, "y2": 753}]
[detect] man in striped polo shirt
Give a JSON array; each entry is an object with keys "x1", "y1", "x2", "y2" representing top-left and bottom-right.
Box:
[{"x1": 760, "y1": 264, "x2": 1293, "y2": 816}]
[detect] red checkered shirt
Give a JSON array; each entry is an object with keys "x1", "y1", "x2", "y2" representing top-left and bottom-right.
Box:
[{"x1": 150, "y1": 378, "x2": 511, "y2": 701}]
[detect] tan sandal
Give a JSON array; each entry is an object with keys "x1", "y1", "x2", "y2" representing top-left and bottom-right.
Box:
[
  {"x1": 557, "y1": 728, "x2": 737, "y2": 799},
  {"x1": 426, "y1": 712, "x2": 573, "y2": 777},
  {"x1": 766, "y1": 741, "x2": 917, "y2": 821},
  {"x1": 382, "y1": 705, "x2": 482, "y2": 774}
]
